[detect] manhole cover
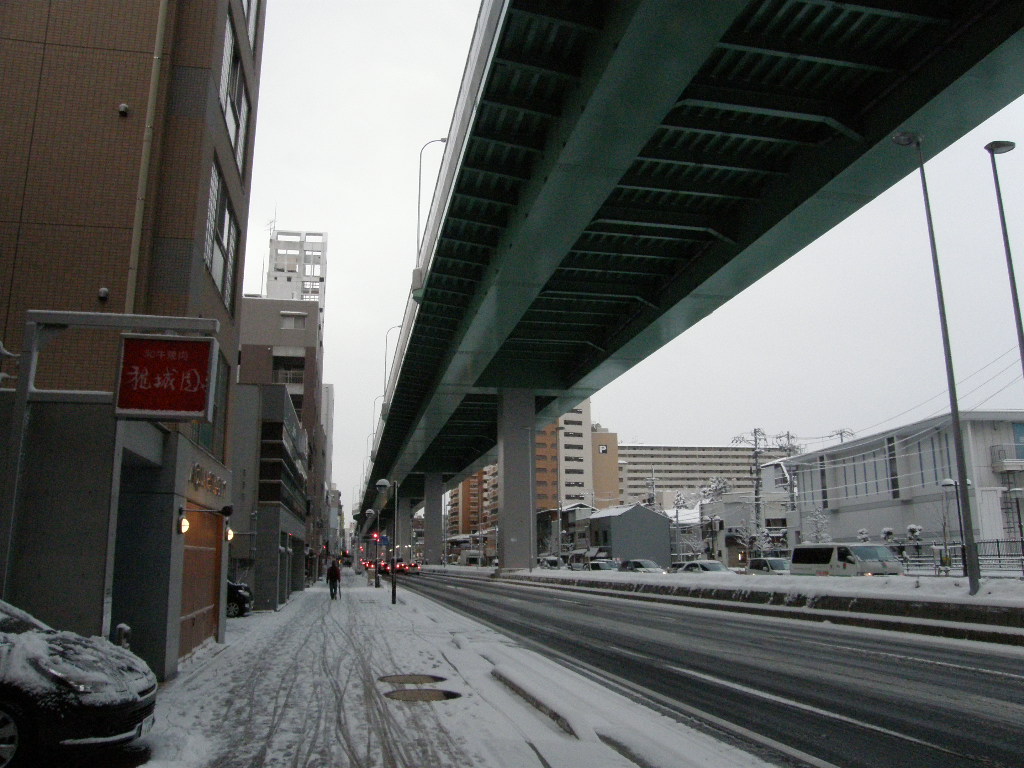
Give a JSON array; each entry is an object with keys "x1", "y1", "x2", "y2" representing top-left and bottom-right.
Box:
[
  {"x1": 378, "y1": 674, "x2": 447, "y2": 685},
  {"x1": 383, "y1": 689, "x2": 461, "y2": 702}
]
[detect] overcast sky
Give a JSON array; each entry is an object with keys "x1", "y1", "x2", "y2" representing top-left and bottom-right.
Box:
[{"x1": 243, "y1": 1, "x2": 1024, "y2": 516}]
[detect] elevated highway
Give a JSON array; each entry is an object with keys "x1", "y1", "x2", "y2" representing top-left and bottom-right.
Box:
[{"x1": 360, "y1": 0, "x2": 1024, "y2": 561}]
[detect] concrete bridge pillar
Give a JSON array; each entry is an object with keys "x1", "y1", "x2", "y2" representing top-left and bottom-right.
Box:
[
  {"x1": 395, "y1": 496, "x2": 414, "y2": 564},
  {"x1": 422, "y1": 473, "x2": 444, "y2": 565},
  {"x1": 497, "y1": 389, "x2": 535, "y2": 570}
]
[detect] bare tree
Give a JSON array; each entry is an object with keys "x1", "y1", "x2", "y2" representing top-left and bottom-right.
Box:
[{"x1": 804, "y1": 507, "x2": 832, "y2": 543}]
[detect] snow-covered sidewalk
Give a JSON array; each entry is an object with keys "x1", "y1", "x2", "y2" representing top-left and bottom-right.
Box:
[{"x1": 136, "y1": 569, "x2": 771, "y2": 768}]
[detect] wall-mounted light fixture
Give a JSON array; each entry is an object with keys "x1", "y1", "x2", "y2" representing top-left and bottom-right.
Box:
[
  {"x1": 177, "y1": 507, "x2": 189, "y2": 535},
  {"x1": 225, "y1": 526, "x2": 234, "y2": 542}
]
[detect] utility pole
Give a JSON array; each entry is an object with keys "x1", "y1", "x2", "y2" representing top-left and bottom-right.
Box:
[
  {"x1": 831, "y1": 428, "x2": 855, "y2": 444},
  {"x1": 733, "y1": 428, "x2": 766, "y2": 556}
]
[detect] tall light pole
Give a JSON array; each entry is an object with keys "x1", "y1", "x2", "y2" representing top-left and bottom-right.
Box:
[
  {"x1": 984, "y1": 141, "x2": 1024, "y2": 388},
  {"x1": 893, "y1": 131, "x2": 980, "y2": 594},
  {"x1": 941, "y1": 478, "x2": 969, "y2": 576},
  {"x1": 383, "y1": 324, "x2": 402, "y2": 392},
  {"x1": 417, "y1": 137, "x2": 447, "y2": 260}
]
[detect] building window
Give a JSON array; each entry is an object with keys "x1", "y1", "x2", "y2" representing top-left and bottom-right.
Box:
[
  {"x1": 565, "y1": 469, "x2": 584, "y2": 475},
  {"x1": 218, "y1": 19, "x2": 250, "y2": 172},
  {"x1": 564, "y1": 444, "x2": 583, "y2": 450},
  {"x1": 818, "y1": 455, "x2": 828, "y2": 509},
  {"x1": 564, "y1": 431, "x2": 583, "y2": 438},
  {"x1": 886, "y1": 436, "x2": 900, "y2": 499},
  {"x1": 280, "y1": 314, "x2": 306, "y2": 330},
  {"x1": 204, "y1": 164, "x2": 239, "y2": 311},
  {"x1": 564, "y1": 456, "x2": 583, "y2": 462},
  {"x1": 563, "y1": 420, "x2": 582, "y2": 426},
  {"x1": 240, "y1": 0, "x2": 260, "y2": 46},
  {"x1": 183, "y1": 353, "x2": 229, "y2": 461}
]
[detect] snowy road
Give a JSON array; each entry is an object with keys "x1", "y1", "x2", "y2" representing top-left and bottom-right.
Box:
[{"x1": 405, "y1": 572, "x2": 1024, "y2": 768}]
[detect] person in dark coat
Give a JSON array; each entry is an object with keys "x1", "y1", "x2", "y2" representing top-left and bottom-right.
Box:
[{"x1": 326, "y1": 560, "x2": 341, "y2": 599}]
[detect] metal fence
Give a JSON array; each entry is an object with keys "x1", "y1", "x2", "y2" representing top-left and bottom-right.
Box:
[{"x1": 901, "y1": 538, "x2": 1024, "y2": 576}]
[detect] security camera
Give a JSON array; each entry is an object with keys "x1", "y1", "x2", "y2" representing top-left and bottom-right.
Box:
[
  {"x1": 97, "y1": 287, "x2": 110, "y2": 302},
  {"x1": 375, "y1": 478, "x2": 389, "y2": 492},
  {"x1": 118, "y1": 103, "x2": 129, "y2": 116}
]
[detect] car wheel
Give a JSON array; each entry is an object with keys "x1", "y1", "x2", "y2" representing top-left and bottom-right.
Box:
[
  {"x1": 0, "y1": 702, "x2": 31, "y2": 768},
  {"x1": 226, "y1": 600, "x2": 240, "y2": 618}
]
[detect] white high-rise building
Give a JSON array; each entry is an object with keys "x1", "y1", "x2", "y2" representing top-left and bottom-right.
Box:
[{"x1": 266, "y1": 230, "x2": 327, "y2": 311}]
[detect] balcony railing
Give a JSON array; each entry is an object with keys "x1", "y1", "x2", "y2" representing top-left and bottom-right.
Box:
[
  {"x1": 990, "y1": 444, "x2": 1024, "y2": 473},
  {"x1": 272, "y1": 370, "x2": 304, "y2": 385}
]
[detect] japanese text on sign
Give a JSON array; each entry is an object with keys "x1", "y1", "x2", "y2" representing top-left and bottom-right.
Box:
[{"x1": 116, "y1": 335, "x2": 216, "y2": 420}]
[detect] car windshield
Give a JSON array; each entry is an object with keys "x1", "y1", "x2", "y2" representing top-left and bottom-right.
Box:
[
  {"x1": 635, "y1": 560, "x2": 660, "y2": 569},
  {"x1": 592, "y1": 562, "x2": 615, "y2": 569},
  {"x1": 851, "y1": 545, "x2": 898, "y2": 561},
  {"x1": 766, "y1": 559, "x2": 789, "y2": 569},
  {"x1": 701, "y1": 562, "x2": 728, "y2": 571}
]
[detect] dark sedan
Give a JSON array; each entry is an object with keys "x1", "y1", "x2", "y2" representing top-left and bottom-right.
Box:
[
  {"x1": 0, "y1": 600, "x2": 157, "y2": 766},
  {"x1": 226, "y1": 581, "x2": 253, "y2": 617}
]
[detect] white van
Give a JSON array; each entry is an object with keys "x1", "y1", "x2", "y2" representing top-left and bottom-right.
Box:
[{"x1": 790, "y1": 543, "x2": 904, "y2": 576}]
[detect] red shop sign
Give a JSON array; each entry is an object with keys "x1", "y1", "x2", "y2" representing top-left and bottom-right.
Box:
[{"x1": 115, "y1": 334, "x2": 217, "y2": 421}]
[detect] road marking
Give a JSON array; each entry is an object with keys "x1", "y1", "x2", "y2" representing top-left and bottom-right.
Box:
[
  {"x1": 663, "y1": 663, "x2": 964, "y2": 757},
  {"x1": 800, "y1": 639, "x2": 1024, "y2": 682}
]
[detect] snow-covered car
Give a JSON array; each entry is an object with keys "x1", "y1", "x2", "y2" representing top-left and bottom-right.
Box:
[
  {"x1": 747, "y1": 557, "x2": 791, "y2": 575},
  {"x1": 0, "y1": 600, "x2": 157, "y2": 766},
  {"x1": 227, "y1": 581, "x2": 253, "y2": 617},
  {"x1": 618, "y1": 559, "x2": 665, "y2": 574},
  {"x1": 673, "y1": 560, "x2": 736, "y2": 575},
  {"x1": 584, "y1": 560, "x2": 618, "y2": 571}
]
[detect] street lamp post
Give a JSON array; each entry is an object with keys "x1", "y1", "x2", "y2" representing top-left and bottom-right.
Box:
[
  {"x1": 941, "y1": 478, "x2": 972, "y2": 576},
  {"x1": 984, "y1": 141, "x2": 1024, "y2": 387},
  {"x1": 384, "y1": 324, "x2": 402, "y2": 392},
  {"x1": 1009, "y1": 488, "x2": 1024, "y2": 575},
  {"x1": 893, "y1": 131, "x2": 982, "y2": 595},
  {"x1": 416, "y1": 137, "x2": 448, "y2": 259}
]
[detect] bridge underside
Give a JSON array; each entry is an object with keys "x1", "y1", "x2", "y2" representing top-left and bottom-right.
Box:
[{"x1": 362, "y1": 0, "x2": 1024, "y2": 522}]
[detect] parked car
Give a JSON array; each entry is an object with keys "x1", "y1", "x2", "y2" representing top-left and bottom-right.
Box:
[
  {"x1": 0, "y1": 599, "x2": 158, "y2": 766},
  {"x1": 790, "y1": 543, "x2": 904, "y2": 576},
  {"x1": 538, "y1": 556, "x2": 564, "y2": 569},
  {"x1": 406, "y1": 561, "x2": 422, "y2": 574},
  {"x1": 672, "y1": 559, "x2": 735, "y2": 575},
  {"x1": 619, "y1": 559, "x2": 665, "y2": 573},
  {"x1": 584, "y1": 560, "x2": 618, "y2": 571},
  {"x1": 747, "y1": 557, "x2": 791, "y2": 575},
  {"x1": 226, "y1": 581, "x2": 253, "y2": 617}
]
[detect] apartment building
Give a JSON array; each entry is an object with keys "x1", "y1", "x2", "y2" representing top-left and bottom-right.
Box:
[
  {"x1": 236, "y1": 295, "x2": 329, "y2": 592},
  {"x1": 265, "y1": 230, "x2": 328, "y2": 311},
  {"x1": 0, "y1": 0, "x2": 265, "y2": 680},
  {"x1": 611, "y1": 442, "x2": 788, "y2": 509}
]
